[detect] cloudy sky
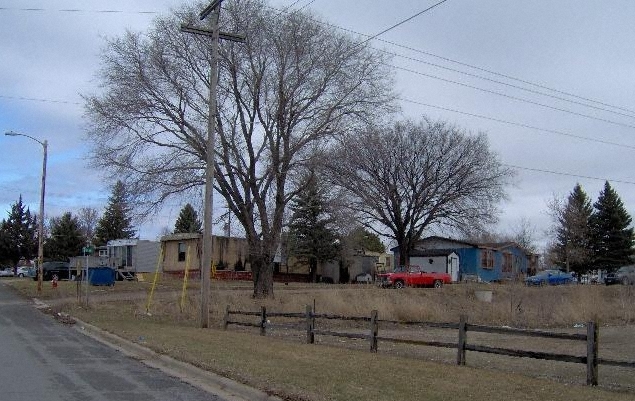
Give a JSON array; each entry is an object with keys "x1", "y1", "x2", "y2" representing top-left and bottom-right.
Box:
[{"x1": 1, "y1": 0, "x2": 634, "y2": 249}]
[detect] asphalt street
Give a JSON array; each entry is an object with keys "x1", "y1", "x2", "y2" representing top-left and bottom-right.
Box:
[{"x1": 0, "y1": 281, "x2": 225, "y2": 401}]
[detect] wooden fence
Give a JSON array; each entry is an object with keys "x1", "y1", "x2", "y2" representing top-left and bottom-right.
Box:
[{"x1": 224, "y1": 305, "x2": 635, "y2": 386}]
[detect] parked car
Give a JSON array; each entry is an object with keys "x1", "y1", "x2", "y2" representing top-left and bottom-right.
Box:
[
  {"x1": 605, "y1": 265, "x2": 635, "y2": 285},
  {"x1": 525, "y1": 269, "x2": 574, "y2": 286},
  {"x1": 0, "y1": 267, "x2": 15, "y2": 277},
  {"x1": 16, "y1": 266, "x2": 35, "y2": 278},
  {"x1": 377, "y1": 265, "x2": 451, "y2": 288},
  {"x1": 32, "y1": 261, "x2": 72, "y2": 281}
]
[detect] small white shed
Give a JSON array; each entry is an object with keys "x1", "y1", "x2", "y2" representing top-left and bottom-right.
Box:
[{"x1": 410, "y1": 250, "x2": 460, "y2": 283}]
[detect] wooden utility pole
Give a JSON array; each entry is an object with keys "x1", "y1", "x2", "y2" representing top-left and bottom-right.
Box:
[{"x1": 181, "y1": 0, "x2": 245, "y2": 328}]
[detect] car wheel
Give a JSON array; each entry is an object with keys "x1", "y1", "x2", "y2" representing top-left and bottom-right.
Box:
[
  {"x1": 433, "y1": 280, "x2": 443, "y2": 288},
  {"x1": 394, "y1": 280, "x2": 405, "y2": 289},
  {"x1": 18, "y1": 273, "x2": 24, "y2": 277}
]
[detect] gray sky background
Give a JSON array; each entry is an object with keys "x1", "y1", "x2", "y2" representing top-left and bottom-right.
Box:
[{"x1": 1, "y1": 0, "x2": 634, "y2": 250}]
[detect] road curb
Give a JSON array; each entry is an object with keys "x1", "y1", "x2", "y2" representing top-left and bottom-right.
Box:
[{"x1": 73, "y1": 319, "x2": 283, "y2": 401}]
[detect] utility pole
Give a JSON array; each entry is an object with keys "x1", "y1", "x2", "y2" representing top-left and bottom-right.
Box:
[
  {"x1": 181, "y1": 0, "x2": 245, "y2": 328},
  {"x1": 5, "y1": 131, "x2": 47, "y2": 294}
]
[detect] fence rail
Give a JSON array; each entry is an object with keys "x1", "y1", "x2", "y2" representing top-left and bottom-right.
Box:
[{"x1": 224, "y1": 305, "x2": 635, "y2": 386}]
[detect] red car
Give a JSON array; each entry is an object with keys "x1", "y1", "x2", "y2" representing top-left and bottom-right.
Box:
[{"x1": 378, "y1": 265, "x2": 451, "y2": 288}]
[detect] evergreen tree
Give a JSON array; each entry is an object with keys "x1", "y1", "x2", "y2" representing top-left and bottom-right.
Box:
[
  {"x1": 552, "y1": 184, "x2": 594, "y2": 275},
  {"x1": 94, "y1": 181, "x2": 136, "y2": 246},
  {"x1": 0, "y1": 220, "x2": 12, "y2": 265},
  {"x1": 288, "y1": 174, "x2": 340, "y2": 282},
  {"x1": 590, "y1": 181, "x2": 634, "y2": 271},
  {"x1": 346, "y1": 226, "x2": 386, "y2": 253},
  {"x1": 173, "y1": 203, "x2": 202, "y2": 234},
  {"x1": 44, "y1": 212, "x2": 84, "y2": 261},
  {"x1": 1, "y1": 196, "x2": 37, "y2": 265}
]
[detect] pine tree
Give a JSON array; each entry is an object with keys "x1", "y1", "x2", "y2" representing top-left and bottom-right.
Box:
[
  {"x1": 173, "y1": 203, "x2": 202, "y2": 234},
  {"x1": 1, "y1": 195, "x2": 37, "y2": 264},
  {"x1": 346, "y1": 226, "x2": 385, "y2": 253},
  {"x1": 44, "y1": 212, "x2": 84, "y2": 261},
  {"x1": 590, "y1": 181, "x2": 634, "y2": 271},
  {"x1": 94, "y1": 181, "x2": 136, "y2": 246},
  {"x1": 288, "y1": 174, "x2": 340, "y2": 282},
  {"x1": 552, "y1": 184, "x2": 594, "y2": 275}
]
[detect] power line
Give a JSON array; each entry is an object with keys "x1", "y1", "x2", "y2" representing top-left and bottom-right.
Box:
[
  {"x1": 504, "y1": 164, "x2": 635, "y2": 186},
  {"x1": 3, "y1": 4, "x2": 633, "y2": 148},
  {"x1": 5, "y1": 3, "x2": 633, "y2": 121},
  {"x1": 295, "y1": 0, "x2": 319, "y2": 12},
  {"x1": 303, "y1": 10, "x2": 635, "y2": 119},
  {"x1": 356, "y1": 0, "x2": 451, "y2": 47},
  {"x1": 394, "y1": 64, "x2": 635, "y2": 130},
  {"x1": 401, "y1": 97, "x2": 635, "y2": 150},
  {"x1": 389, "y1": 50, "x2": 635, "y2": 120},
  {"x1": 0, "y1": 7, "x2": 158, "y2": 15},
  {"x1": 0, "y1": 94, "x2": 81, "y2": 105}
]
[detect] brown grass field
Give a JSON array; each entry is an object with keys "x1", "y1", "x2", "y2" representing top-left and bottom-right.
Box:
[{"x1": 6, "y1": 276, "x2": 635, "y2": 400}]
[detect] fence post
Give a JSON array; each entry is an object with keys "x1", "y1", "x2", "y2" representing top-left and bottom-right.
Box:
[
  {"x1": 260, "y1": 306, "x2": 267, "y2": 336},
  {"x1": 457, "y1": 315, "x2": 467, "y2": 365},
  {"x1": 586, "y1": 320, "x2": 598, "y2": 386},
  {"x1": 223, "y1": 304, "x2": 230, "y2": 330},
  {"x1": 306, "y1": 305, "x2": 314, "y2": 344},
  {"x1": 370, "y1": 310, "x2": 378, "y2": 353}
]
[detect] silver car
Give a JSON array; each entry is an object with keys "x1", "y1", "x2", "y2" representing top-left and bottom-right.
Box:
[{"x1": 0, "y1": 268, "x2": 14, "y2": 277}]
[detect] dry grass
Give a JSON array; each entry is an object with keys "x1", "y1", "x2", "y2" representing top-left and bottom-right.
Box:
[
  {"x1": 10, "y1": 277, "x2": 635, "y2": 400},
  {"x1": 62, "y1": 304, "x2": 634, "y2": 401},
  {"x1": 9, "y1": 277, "x2": 635, "y2": 328}
]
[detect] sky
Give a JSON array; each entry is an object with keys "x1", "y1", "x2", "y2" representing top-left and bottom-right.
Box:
[{"x1": 1, "y1": 0, "x2": 635, "y2": 250}]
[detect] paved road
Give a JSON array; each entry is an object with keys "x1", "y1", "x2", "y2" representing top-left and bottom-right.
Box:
[{"x1": 0, "y1": 282, "x2": 225, "y2": 401}]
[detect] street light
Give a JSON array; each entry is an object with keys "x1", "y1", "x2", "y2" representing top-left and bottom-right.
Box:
[{"x1": 5, "y1": 131, "x2": 48, "y2": 294}]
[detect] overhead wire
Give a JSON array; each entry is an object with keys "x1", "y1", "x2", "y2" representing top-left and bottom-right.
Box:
[
  {"x1": 394, "y1": 64, "x2": 635, "y2": 130},
  {"x1": 504, "y1": 164, "x2": 635, "y2": 186},
  {"x1": 354, "y1": 0, "x2": 450, "y2": 48},
  {"x1": 390, "y1": 50, "x2": 635, "y2": 120},
  {"x1": 0, "y1": 94, "x2": 82, "y2": 105},
  {"x1": 313, "y1": 14, "x2": 635, "y2": 118},
  {"x1": 4, "y1": 2, "x2": 635, "y2": 186},
  {"x1": 400, "y1": 98, "x2": 635, "y2": 150},
  {"x1": 0, "y1": 7, "x2": 157, "y2": 14}
]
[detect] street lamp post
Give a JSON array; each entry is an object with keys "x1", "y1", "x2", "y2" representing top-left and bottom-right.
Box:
[{"x1": 5, "y1": 131, "x2": 48, "y2": 294}]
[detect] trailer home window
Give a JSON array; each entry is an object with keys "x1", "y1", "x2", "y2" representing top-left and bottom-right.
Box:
[
  {"x1": 178, "y1": 242, "x2": 186, "y2": 262},
  {"x1": 481, "y1": 250, "x2": 494, "y2": 269},
  {"x1": 502, "y1": 253, "x2": 513, "y2": 272}
]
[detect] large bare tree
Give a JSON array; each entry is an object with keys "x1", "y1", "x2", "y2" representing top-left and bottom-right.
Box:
[
  {"x1": 324, "y1": 119, "x2": 513, "y2": 266},
  {"x1": 84, "y1": 0, "x2": 395, "y2": 297}
]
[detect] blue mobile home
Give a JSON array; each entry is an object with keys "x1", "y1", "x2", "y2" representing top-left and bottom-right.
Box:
[{"x1": 392, "y1": 236, "x2": 536, "y2": 282}]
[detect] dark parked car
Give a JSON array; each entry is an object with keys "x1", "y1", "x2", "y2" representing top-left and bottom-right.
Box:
[
  {"x1": 32, "y1": 261, "x2": 72, "y2": 281},
  {"x1": 525, "y1": 269, "x2": 575, "y2": 286},
  {"x1": 605, "y1": 265, "x2": 635, "y2": 285}
]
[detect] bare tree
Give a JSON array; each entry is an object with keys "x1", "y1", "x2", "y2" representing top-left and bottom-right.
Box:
[
  {"x1": 84, "y1": 0, "x2": 396, "y2": 297},
  {"x1": 324, "y1": 119, "x2": 513, "y2": 266},
  {"x1": 77, "y1": 207, "x2": 99, "y2": 245},
  {"x1": 546, "y1": 184, "x2": 594, "y2": 274}
]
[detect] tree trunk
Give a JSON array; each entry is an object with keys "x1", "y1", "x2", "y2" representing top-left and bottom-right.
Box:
[
  {"x1": 309, "y1": 258, "x2": 318, "y2": 283},
  {"x1": 251, "y1": 253, "x2": 274, "y2": 298},
  {"x1": 399, "y1": 247, "x2": 409, "y2": 267}
]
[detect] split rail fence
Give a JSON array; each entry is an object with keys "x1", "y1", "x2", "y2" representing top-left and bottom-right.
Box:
[{"x1": 223, "y1": 305, "x2": 635, "y2": 387}]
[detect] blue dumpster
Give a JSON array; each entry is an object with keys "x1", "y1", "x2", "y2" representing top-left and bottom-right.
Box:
[{"x1": 88, "y1": 267, "x2": 116, "y2": 286}]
